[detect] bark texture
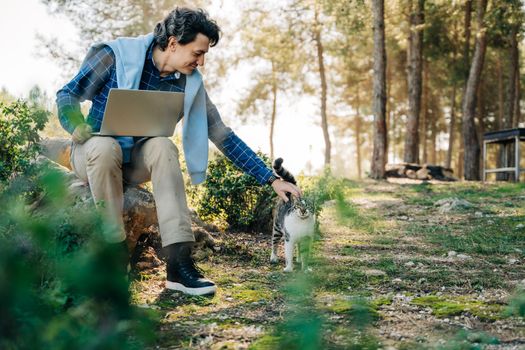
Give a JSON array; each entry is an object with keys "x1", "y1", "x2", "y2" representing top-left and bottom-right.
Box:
[
  {"x1": 313, "y1": 4, "x2": 331, "y2": 167},
  {"x1": 461, "y1": 0, "x2": 488, "y2": 180},
  {"x1": 371, "y1": 0, "x2": 388, "y2": 179},
  {"x1": 404, "y1": 0, "x2": 425, "y2": 163}
]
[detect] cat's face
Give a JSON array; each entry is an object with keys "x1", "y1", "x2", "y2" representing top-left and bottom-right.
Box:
[{"x1": 291, "y1": 197, "x2": 312, "y2": 219}]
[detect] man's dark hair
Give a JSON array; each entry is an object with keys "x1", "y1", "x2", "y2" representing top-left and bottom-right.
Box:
[{"x1": 154, "y1": 7, "x2": 221, "y2": 50}]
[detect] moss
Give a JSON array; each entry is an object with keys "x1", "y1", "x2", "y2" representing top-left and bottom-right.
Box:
[
  {"x1": 249, "y1": 335, "x2": 281, "y2": 349},
  {"x1": 411, "y1": 295, "x2": 505, "y2": 321},
  {"x1": 320, "y1": 298, "x2": 380, "y2": 325},
  {"x1": 371, "y1": 296, "x2": 393, "y2": 307},
  {"x1": 373, "y1": 236, "x2": 397, "y2": 245},
  {"x1": 227, "y1": 282, "x2": 274, "y2": 303},
  {"x1": 341, "y1": 245, "x2": 357, "y2": 256}
]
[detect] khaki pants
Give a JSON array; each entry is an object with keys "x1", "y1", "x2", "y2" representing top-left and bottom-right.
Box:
[{"x1": 70, "y1": 136, "x2": 194, "y2": 246}]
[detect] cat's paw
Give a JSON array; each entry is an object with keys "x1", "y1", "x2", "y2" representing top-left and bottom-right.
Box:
[
  {"x1": 283, "y1": 266, "x2": 293, "y2": 273},
  {"x1": 270, "y1": 253, "x2": 279, "y2": 263}
]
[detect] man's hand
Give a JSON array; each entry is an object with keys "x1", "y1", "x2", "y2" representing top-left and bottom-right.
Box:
[
  {"x1": 271, "y1": 179, "x2": 302, "y2": 202},
  {"x1": 72, "y1": 123, "x2": 93, "y2": 144}
]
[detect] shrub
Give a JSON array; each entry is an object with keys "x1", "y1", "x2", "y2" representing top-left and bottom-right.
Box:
[
  {"x1": 0, "y1": 100, "x2": 49, "y2": 181},
  {"x1": 0, "y1": 164, "x2": 156, "y2": 350},
  {"x1": 188, "y1": 152, "x2": 277, "y2": 233},
  {"x1": 0, "y1": 99, "x2": 155, "y2": 349}
]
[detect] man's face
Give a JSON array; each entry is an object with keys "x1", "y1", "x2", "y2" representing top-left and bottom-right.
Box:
[{"x1": 167, "y1": 33, "x2": 210, "y2": 75}]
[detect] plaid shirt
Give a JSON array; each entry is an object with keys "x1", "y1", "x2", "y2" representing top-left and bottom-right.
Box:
[{"x1": 56, "y1": 42, "x2": 273, "y2": 185}]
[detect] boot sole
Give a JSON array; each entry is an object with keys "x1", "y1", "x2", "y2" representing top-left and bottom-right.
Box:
[{"x1": 166, "y1": 281, "x2": 217, "y2": 296}]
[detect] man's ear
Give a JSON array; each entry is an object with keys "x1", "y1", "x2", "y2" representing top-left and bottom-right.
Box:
[{"x1": 168, "y1": 36, "x2": 178, "y2": 51}]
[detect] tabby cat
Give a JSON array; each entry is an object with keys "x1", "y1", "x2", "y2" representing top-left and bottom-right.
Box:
[{"x1": 270, "y1": 158, "x2": 315, "y2": 272}]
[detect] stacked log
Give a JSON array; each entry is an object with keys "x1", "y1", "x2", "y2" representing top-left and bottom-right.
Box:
[{"x1": 385, "y1": 163, "x2": 457, "y2": 181}]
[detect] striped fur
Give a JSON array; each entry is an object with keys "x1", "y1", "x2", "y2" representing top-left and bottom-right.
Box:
[{"x1": 270, "y1": 159, "x2": 315, "y2": 272}]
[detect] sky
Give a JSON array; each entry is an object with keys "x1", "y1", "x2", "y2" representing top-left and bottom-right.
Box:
[{"x1": 0, "y1": 0, "x2": 328, "y2": 175}]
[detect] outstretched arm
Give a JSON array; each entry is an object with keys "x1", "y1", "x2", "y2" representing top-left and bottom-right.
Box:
[{"x1": 205, "y1": 92, "x2": 301, "y2": 201}]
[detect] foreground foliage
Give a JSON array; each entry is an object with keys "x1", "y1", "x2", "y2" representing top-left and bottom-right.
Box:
[
  {"x1": 0, "y1": 164, "x2": 157, "y2": 350},
  {"x1": 0, "y1": 99, "x2": 155, "y2": 349}
]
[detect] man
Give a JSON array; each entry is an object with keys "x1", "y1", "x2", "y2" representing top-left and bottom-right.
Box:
[{"x1": 56, "y1": 7, "x2": 301, "y2": 296}]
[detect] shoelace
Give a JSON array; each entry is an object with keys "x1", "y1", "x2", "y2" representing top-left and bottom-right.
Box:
[{"x1": 179, "y1": 257, "x2": 205, "y2": 279}]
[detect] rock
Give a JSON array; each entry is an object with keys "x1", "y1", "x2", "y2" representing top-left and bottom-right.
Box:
[
  {"x1": 474, "y1": 211, "x2": 483, "y2": 218},
  {"x1": 137, "y1": 303, "x2": 160, "y2": 310},
  {"x1": 364, "y1": 269, "x2": 387, "y2": 276},
  {"x1": 516, "y1": 224, "x2": 525, "y2": 230},
  {"x1": 389, "y1": 331, "x2": 403, "y2": 340},
  {"x1": 457, "y1": 254, "x2": 471, "y2": 260},
  {"x1": 508, "y1": 258, "x2": 519, "y2": 265},
  {"x1": 435, "y1": 198, "x2": 473, "y2": 213},
  {"x1": 39, "y1": 138, "x2": 216, "y2": 257},
  {"x1": 392, "y1": 278, "x2": 402, "y2": 283},
  {"x1": 404, "y1": 261, "x2": 415, "y2": 267},
  {"x1": 448, "y1": 251, "x2": 457, "y2": 257},
  {"x1": 39, "y1": 138, "x2": 72, "y2": 169}
]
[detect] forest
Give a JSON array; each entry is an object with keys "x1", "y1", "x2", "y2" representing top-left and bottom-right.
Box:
[{"x1": 0, "y1": 0, "x2": 524, "y2": 349}]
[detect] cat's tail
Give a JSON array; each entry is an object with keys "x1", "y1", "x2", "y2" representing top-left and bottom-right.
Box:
[{"x1": 273, "y1": 158, "x2": 297, "y2": 185}]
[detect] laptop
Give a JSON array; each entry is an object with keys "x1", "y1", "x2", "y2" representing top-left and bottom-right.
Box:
[{"x1": 92, "y1": 89, "x2": 185, "y2": 136}]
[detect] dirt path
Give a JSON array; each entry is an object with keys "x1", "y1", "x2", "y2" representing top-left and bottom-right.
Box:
[
  {"x1": 318, "y1": 179, "x2": 525, "y2": 349},
  {"x1": 131, "y1": 179, "x2": 525, "y2": 349}
]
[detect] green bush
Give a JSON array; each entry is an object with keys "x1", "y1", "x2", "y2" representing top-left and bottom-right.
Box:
[
  {"x1": 188, "y1": 152, "x2": 277, "y2": 233},
  {"x1": 0, "y1": 100, "x2": 49, "y2": 181},
  {"x1": 0, "y1": 99, "x2": 155, "y2": 349},
  {"x1": 0, "y1": 164, "x2": 155, "y2": 350}
]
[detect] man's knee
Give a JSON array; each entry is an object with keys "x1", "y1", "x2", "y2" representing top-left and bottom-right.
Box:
[
  {"x1": 145, "y1": 137, "x2": 179, "y2": 160},
  {"x1": 85, "y1": 137, "x2": 123, "y2": 168}
]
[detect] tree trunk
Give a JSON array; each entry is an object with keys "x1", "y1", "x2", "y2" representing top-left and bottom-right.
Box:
[
  {"x1": 386, "y1": 42, "x2": 392, "y2": 163},
  {"x1": 446, "y1": 20, "x2": 458, "y2": 169},
  {"x1": 404, "y1": 0, "x2": 425, "y2": 164},
  {"x1": 462, "y1": 0, "x2": 488, "y2": 181},
  {"x1": 371, "y1": 0, "x2": 388, "y2": 179},
  {"x1": 421, "y1": 60, "x2": 429, "y2": 164},
  {"x1": 477, "y1": 78, "x2": 486, "y2": 176},
  {"x1": 270, "y1": 81, "x2": 277, "y2": 160},
  {"x1": 314, "y1": 4, "x2": 331, "y2": 167},
  {"x1": 355, "y1": 86, "x2": 363, "y2": 179},
  {"x1": 497, "y1": 56, "x2": 504, "y2": 130},
  {"x1": 430, "y1": 95, "x2": 438, "y2": 165},
  {"x1": 497, "y1": 23, "x2": 519, "y2": 180},
  {"x1": 355, "y1": 112, "x2": 363, "y2": 180},
  {"x1": 515, "y1": 67, "x2": 521, "y2": 127},
  {"x1": 463, "y1": 0, "x2": 473, "y2": 77},
  {"x1": 495, "y1": 54, "x2": 506, "y2": 179},
  {"x1": 446, "y1": 84, "x2": 457, "y2": 169},
  {"x1": 506, "y1": 25, "x2": 519, "y2": 129},
  {"x1": 457, "y1": 0, "x2": 472, "y2": 180}
]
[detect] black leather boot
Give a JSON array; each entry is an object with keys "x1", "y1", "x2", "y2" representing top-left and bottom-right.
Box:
[{"x1": 164, "y1": 242, "x2": 216, "y2": 296}]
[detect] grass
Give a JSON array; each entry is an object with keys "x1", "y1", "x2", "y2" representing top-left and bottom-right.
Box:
[{"x1": 127, "y1": 178, "x2": 525, "y2": 349}]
